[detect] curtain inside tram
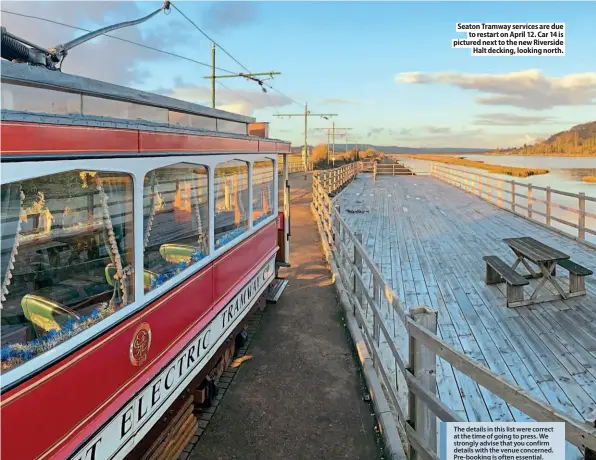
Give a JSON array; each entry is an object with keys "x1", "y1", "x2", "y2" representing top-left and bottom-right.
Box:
[
  {"x1": 0, "y1": 184, "x2": 21, "y2": 289},
  {"x1": 1, "y1": 170, "x2": 134, "y2": 374}
]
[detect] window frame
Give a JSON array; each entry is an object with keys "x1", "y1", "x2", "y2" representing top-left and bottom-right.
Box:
[
  {"x1": 251, "y1": 158, "x2": 276, "y2": 227},
  {"x1": 0, "y1": 153, "x2": 278, "y2": 389},
  {"x1": 142, "y1": 162, "x2": 211, "y2": 293},
  {"x1": 213, "y1": 159, "x2": 251, "y2": 251}
]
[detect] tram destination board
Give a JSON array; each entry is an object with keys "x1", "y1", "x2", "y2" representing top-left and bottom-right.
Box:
[{"x1": 70, "y1": 257, "x2": 275, "y2": 460}]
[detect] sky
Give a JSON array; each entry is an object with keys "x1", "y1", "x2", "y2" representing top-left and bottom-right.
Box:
[{"x1": 2, "y1": 1, "x2": 595, "y2": 149}]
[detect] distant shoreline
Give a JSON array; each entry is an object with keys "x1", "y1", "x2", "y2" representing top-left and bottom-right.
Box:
[
  {"x1": 397, "y1": 154, "x2": 549, "y2": 177},
  {"x1": 485, "y1": 153, "x2": 596, "y2": 157}
]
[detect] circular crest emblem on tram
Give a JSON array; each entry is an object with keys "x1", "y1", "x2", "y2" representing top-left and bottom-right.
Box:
[{"x1": 130, "y1": 322, "x2": 152, "y2": 367}]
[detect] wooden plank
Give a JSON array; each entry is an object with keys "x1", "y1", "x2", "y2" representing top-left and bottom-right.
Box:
[
  {"x1": 406, "y1": 318, "x2": 596, "y2": 452},
  {"x1": 333, "y1": 174, "x2": 596, "y2": 453},
  {"x1": 503, "y1": 236, "x2": 570, "y2": 263},
  {"x1": 408, "y1": 307, "x2": 438, "y2": 456}
]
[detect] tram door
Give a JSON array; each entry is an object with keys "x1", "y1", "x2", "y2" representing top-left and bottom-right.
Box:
[{"x1": 277, "y1": 153, "x2": 290, "y2": 265}]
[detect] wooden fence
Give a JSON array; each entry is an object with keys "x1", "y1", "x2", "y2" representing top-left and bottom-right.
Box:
[
  {"x1": 278, "y1": 154, "x2": 310, "y2": 173},
  {"x1": 311, "y1": 164, "x2": 596, "y2": 460},
  {"x1": 362, "y1": 160, "x2": 431, "y2": 176},
  {"x1": 429, "y1": 164, "x2": 596, "y2": 248}
]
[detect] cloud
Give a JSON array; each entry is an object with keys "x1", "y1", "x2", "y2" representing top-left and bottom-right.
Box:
[
  {"x1": 426, "y1": 126, "x2": 451, "y2": 134},
  {"x1": 366, "y1": 127, "x2": 412, "y2": 138},
  {"x1": 161, "y1": 83, "x2": 293, "y2": 116},
  {"x1": 202, "y1": 2, "x2": 258, "y2": 32},
  {"x1": 473, "y1": 113, "x2": 558, "y2": 126},
  {"x1": 367, "y1": 127, "x2": 384, "y2": 137},
  {"x1": 1, "y1": 1, "x2": 193, "y2": 86},
  {"x1": 396, "y1": 69, "x2": 596, "y2": 110},
  {"x1": 320, "y1": 97, "x2": 371, "y2": 106}
]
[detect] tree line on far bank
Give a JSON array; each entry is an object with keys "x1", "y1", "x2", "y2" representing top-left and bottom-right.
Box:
[
  {"x1": 309, "y1": 144, "x2": 385, "y2": 169},
  {"x1": 491, "y1": 121, "x2": 596, "y2": 156}
]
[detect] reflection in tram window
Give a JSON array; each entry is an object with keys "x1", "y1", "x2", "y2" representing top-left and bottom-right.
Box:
[
  {"x1": 143, "y1": 164, "x2": 209, "y2": 292},
  {"x1": 0, "y1": 171, "x2": 134, "y2": 373},
  {"x1": 252, "y1": 159, "x2": 274, "y2": 226},
  {"x1": 214, "y1": 160, "x2": 249, "y2": 249}
]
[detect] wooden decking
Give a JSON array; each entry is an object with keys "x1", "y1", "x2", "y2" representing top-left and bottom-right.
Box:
[{"x1": 337, "y1": 174, "x2": 596, "y2": 459}]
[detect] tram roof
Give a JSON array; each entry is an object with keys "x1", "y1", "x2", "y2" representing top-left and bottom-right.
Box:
[{"x1": 1, "y1": 60, "x2": 254, "y2": 125}]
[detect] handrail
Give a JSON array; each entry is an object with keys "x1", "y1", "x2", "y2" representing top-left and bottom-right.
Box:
[
  {"x1": 310, "y1": 165, "x2": 596, "y2": 459},
  {"x1": 428, "y1": 163, "x2": 596, "y2": 246}
]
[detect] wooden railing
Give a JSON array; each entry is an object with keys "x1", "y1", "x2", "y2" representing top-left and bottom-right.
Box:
[
  {"x1": 429, "y1": 164, "x2": 596, "y2": 247},
  {"x1": 278, "y1": 160, "x2": 309, "y2": 173},
  {"x1": 312, "y1": 162, "x2": 361, "y2": 196},
  {"x1": 278, "y1": 154, "x2": 311, "y2": 173},
  {"x1": 311, "y1": 165, "x2": 596, "y2": 460},
  {"x1": 373, "y1": 163, "x2": 414, "y2": 178},
  {"x1": 362, "y1": 160, "x2": 431, "y2": 176}
]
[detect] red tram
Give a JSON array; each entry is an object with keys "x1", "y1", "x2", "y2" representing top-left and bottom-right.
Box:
[{"x1": 0, "y1": 60, "x2": 291, "y2": 460}]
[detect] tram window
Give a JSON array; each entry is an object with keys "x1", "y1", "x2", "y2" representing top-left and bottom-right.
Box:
[
  {"x1": 143, "y1": 164, "x2": 209, "y2": 292},
  {"x1": 168, "y1": 111, "x2": 217, "y2": 131},
  {"x1": 82, "y1": 95, "x2": 168, "y2": 124},
  {"x1": 1, "y1": 83, "x2": 81, "y2": 115},
  {"x1": 0, "y1": 171, "x2": 134, "y2": 374},
  {"x1": 214, "y1": 161, "x2": 249, "y2": 249},
  {"x1": 216, "y1": 119, "x2": 248, "y2": 135},
  {"x1": 252, "y1": 159, "x2": 275, "y2": 226}
]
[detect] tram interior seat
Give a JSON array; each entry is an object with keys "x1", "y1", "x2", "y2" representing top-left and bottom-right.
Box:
[
  {"x1": 21, "y1": 294, "x2": 79, "y2": 334},
  {"x1": 6, "y1": 237, "x2": 118, "y2": 340},
  {"x1": 159, "y1": 243, "x2": 196, "y2": 264},
  {"x1": 105, "y1": 263, "x2": 156, "y2": 292}
]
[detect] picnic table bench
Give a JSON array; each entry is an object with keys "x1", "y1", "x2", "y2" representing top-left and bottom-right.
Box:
[{"x1": 483, "y1": 236, "x2": 593, "y2": 307}]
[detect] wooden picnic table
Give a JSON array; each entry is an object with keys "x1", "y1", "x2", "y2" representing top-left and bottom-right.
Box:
[{"x1": 502, "y1": 236, "x2": 570, "y2": 303}]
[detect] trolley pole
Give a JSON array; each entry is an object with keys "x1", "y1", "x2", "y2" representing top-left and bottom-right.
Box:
[{"x1": 273, "y1": 104, "x2": 337, "y2": 170}]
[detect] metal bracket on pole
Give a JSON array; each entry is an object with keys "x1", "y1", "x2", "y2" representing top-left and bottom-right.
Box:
[{"x1": 273, "y1": 106, "x2": 337, "y2": 169}]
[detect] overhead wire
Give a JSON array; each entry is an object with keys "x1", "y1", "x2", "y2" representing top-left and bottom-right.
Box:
[
  {"x1": 3, "y1": 6, "x2": 304, "y2": 108},
  {"x1": 171, "y1": 2, "x2": 304, "y2": 108},
  {"x1": 170, "y1": 2, "x2": 251, "y2": 73},
  {"x1": 0, "y1": 9, "x2": 237, "y2": 74}
]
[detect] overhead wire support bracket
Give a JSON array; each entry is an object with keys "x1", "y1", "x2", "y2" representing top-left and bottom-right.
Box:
[
  {"x1": 204, "y1": 70, "x2": 281, "y2": 103},
  {"x1": 273, "y1": 104, "x2": 338, "y2": 169},
  {"x1": 207, "y1": 72, "x2": 281, "y2": 80}
]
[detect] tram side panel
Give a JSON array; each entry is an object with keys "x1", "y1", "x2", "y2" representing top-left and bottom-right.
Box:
[
  {"x1": 0, "y1": 226, "x2": 277, "y2": 460},
  {"x1": 212, "y1": 221, "x2": 278, "y2": 303}
]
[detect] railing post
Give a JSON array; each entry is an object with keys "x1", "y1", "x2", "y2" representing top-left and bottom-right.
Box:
[
  {"x1": 579, "y1": 192, "x2": 586, "y2": 240},
  {"x1": 407, "y1": 307, "x2": 438, "y2": 460},
  {"x1": 372, "y1": 279, "x2": 381, "y2": 366},
  {"x1": 334, "y1": 169, "x2": 338, "y2": 192},
  {"x1": 497, "y1": 179, "x2": 502, "y2": 206},
  {"x1": 528, "y1": 183, "x2": 533, "y2": 219},
  {"x1": 353, "y1": 232, "x2": 363, "y2": 317},
  {"x1": 546, "y1": 186, "x2": 552, "y2": 227},
  {"x1": 333, "y1": 204, "x2": 340, "y2": 249},
  {"x1": 487, "y1": 176, "x2": 492, "y2": 202},
  {"x1": 511, "y1": 181, "x2": 516, "y2": 212},
  {"x1": 373, "y1": 162, "x2": 377, "y2": 182},
  {"x1": 327, "y1": 198, "x2": 333, "y2": 245}
]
